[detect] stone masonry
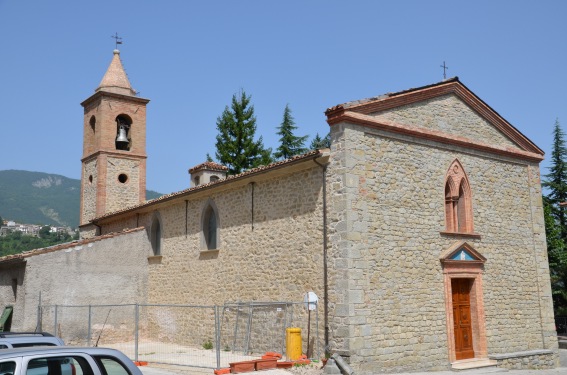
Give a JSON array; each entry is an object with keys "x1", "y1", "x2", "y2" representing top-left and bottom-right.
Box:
[{"x1": 325, "y1": 79, "x2": 556, "y2": 373}]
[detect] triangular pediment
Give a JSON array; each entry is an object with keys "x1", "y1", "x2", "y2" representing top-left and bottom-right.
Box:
[
  {"x1": 440, "y1": 241, "x2": 486, "y2": 264},
  {"x1": 325, "y1": 78, "x2": 543, "y2": 159}
]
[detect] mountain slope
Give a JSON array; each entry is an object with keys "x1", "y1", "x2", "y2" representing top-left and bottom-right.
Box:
[{"x1": 0, "y1": 170, "x2": 162, "y2": 228}]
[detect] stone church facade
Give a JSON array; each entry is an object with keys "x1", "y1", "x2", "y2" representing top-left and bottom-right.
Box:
[{"x1": 0, "y1": 50, "x2": 558, "y2": 373}]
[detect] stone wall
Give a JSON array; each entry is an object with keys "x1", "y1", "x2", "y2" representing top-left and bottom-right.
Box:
[
  {"x1": 13, "y1": 229, "x2": 150, "y2": 338},
  {"x1": 490, "y1": 350, "x2": 556, "y2": 370},
  {"x1": 105, "y1": 156, "x2": 143, "y2": 213},
  {"x1": 327, "y1": 119, "x2": 556, "y2": 373},
  {"x1": 370, "y1": 94, "x2": 520, "y2": 149},
  {"x1": 81, "y1": 158, "x2": 98, "y2": 225},
  {"x1": 95, "y1": 163, "x2": 327, "y2": 355},
  {"x1": 97, "y1": 164, "x2": 326, "y2": 306}
]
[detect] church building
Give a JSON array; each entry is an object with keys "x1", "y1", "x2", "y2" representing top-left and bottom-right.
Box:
[{"x1": 0, "y1": 49, "x2": 558, "y2": 373}]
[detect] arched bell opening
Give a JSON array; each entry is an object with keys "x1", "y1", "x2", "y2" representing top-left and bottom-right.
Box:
[{"x1": 115, "y1": 114, "x2": 132, "y2": 151}]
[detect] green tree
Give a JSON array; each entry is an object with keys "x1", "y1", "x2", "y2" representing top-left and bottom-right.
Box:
[
  {"x1": 310, "y1": 132, "x2": 331, "y2": 150},
  {"x1": 214, "y1": 91, "x2": 272, "y2": 174},
  {"x1": 39, "y1": 225, "x2": 51, "y2": 239},
  {"x1": 543, "y1": 119, "x2": 567, "y2": 239},
  {"x1": 0, "y1": 229, "x2": 74, "y2": 257},
  {"x1": 544, "y1": 196, "x2": 567, "y2": 312},
  {"x1": 542, "y1": 119, "x2": 567, "y2": 314},
  {"x1": 274, "y1": 105, "x2": 308, "y2": 160}
]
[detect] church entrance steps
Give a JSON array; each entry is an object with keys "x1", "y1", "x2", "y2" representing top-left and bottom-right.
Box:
[{"x1": 451, "y1": 358, "x2": 502, "y2": 372}]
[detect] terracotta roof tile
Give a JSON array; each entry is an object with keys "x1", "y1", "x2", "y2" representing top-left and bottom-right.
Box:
[{"x1": 189, "y1": 161, "x2": 229, "y2": 173}]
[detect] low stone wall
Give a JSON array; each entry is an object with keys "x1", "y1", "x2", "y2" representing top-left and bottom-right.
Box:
[{"x1": 490, "y1": 349, "x2": 557, "y2": 370}]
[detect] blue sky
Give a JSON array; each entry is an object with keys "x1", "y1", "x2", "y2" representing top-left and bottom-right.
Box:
[{"x1": 0, "y1": 1, "x2": 566, "y2": 194}]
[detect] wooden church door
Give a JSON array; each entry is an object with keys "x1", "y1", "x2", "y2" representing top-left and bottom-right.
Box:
[{"x1": 452, "y1": 278, "x2": 474, "y2": 360}]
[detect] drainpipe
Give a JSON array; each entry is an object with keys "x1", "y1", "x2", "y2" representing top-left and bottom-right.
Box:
[
  {"x1": 313, "y1": 157, "x2": 329, "y2": 356},
  {"x1": 249, "y1": 182, "x2": 256, "y2": 231},
  {"x1": 185, "y1": 200, "x2": 189, "y2": 238}
]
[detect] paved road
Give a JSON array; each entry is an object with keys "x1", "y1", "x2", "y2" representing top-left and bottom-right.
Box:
[{"x1": 139, "y1": 349, "x2": 567, "y2": 375}]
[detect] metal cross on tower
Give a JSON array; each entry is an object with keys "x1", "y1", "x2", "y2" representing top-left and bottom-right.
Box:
[
  {"x1": 440, "y1": 61, "x2": 449, "y2": 79},
  {"x1": 111, "y1": 32, "x2": 123, "y2": 49}
]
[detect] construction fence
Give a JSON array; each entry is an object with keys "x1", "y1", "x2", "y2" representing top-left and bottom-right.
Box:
[{"x1": 38, "y1": 301, "x2": 321, "y2": 369}]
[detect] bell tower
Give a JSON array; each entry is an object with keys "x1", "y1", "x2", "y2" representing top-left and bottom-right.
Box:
[{"x1": 79, "y1": 49, "x2": 150, "y2": 233}]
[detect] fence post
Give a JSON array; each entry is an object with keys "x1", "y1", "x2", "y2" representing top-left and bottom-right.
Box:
[
  {"x1": 54, "y1": 305, "x2": 58, "y2": 337},
  {"x1": 215, "y1": 305, "x2": 220, "y2": 370},
  {"x1": 244, "y1": 304, "x2": 253, "y2": 355},
  {"x1": 280, "y1": 303, "x2": 288, "y2": 356},
  {"x1": 87, "y1": 305, "x2": 92, "y2": 346},
  {"x1": 232, "y1": 303, "x2": 240, "y2": 351},
  {"x1": 135, "y1": 304, "x2": 139, "y2": 362}
]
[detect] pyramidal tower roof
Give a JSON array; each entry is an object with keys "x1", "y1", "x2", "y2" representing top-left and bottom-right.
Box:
[{"x1": 96, "y1": 49, "x2": 137, "y2": 96}]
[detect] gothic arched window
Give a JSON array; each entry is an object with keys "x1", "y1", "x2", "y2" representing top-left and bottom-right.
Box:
[{"x1": 444, "y1": 160, "x2": 474, "y2": 233}]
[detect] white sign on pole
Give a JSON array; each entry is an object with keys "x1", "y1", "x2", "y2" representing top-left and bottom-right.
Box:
[{"x1": 304, "y1": 291, "x2": 318, "y2": 311}]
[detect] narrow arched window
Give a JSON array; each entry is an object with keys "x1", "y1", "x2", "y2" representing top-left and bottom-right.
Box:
[
  {"x1": 444, "y1": 160, "x2": 474, "y2": 233},
  {"x1": 202, "y1": 203, "x2": 219, "y2": 250},
  {"x1": 150, "y1": 213, "x2": 162, "y2": 255}
]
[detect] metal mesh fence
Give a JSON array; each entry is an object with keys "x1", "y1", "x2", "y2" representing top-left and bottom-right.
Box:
[
  {"x1": 135, "y1": 304, "x2": 219, "y2": 368},
  {"x1": 40, "y1": 305, "x2": 137, "y2": 347},
  {"x1": 219, "y1": 302, "x2": 319, "y2": 359},
  {"x1": 39, "y1": 301, "x2": 320, "y2": 369}
]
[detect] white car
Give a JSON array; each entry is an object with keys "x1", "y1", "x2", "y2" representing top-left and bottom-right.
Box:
[
  {"x1": 0, "y1": 346, "x2": 143, "y2": 375},
  {"x1": 0, "y1": 333, "x2": 64, "y2": 349}
]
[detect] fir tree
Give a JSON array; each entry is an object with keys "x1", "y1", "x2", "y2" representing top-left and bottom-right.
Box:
[
  {"x1": 544, "y1": 196, "x2": 567, "y2": 311},
  {"x1": 214, "y1": 91, "x2": 273, "y2": 175},
  {"x1": 543, "y1": 119, "x2": 567, "y2": 240},
  {"x1": 310, "y1": 132, "x2": 331, "y2": 150},
  {"x1": 274, "y1": 105, "x2": 308, "y2": 160},
  {"x1": 542, "y1": 118, "x2": 567, "y2": 314}
]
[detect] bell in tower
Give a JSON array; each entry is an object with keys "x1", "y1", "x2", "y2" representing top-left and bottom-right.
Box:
[{"x1": 115, "y1": 117, "x2": 131, "y2": 151}]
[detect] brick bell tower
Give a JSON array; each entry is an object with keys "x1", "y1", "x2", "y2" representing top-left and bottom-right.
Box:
[{"x1": 79, "y1": 49, "x2": 150, "y2": 233}]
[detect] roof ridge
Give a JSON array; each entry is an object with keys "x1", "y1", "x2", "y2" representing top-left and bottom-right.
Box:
[{"x1": 326, "y1": 77, "x2": 460, "y2": 113}]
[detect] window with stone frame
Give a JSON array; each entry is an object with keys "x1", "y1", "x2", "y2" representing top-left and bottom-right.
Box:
[
  {"x1": 444, "y1": 160, "x2": 474, "y2": 233},
  {"x1": 202, "y1": 202, "x2": 219, "y2": 250},
  {"x1": 150, "y1": 213, "x2": 162, "y2": 255}
]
